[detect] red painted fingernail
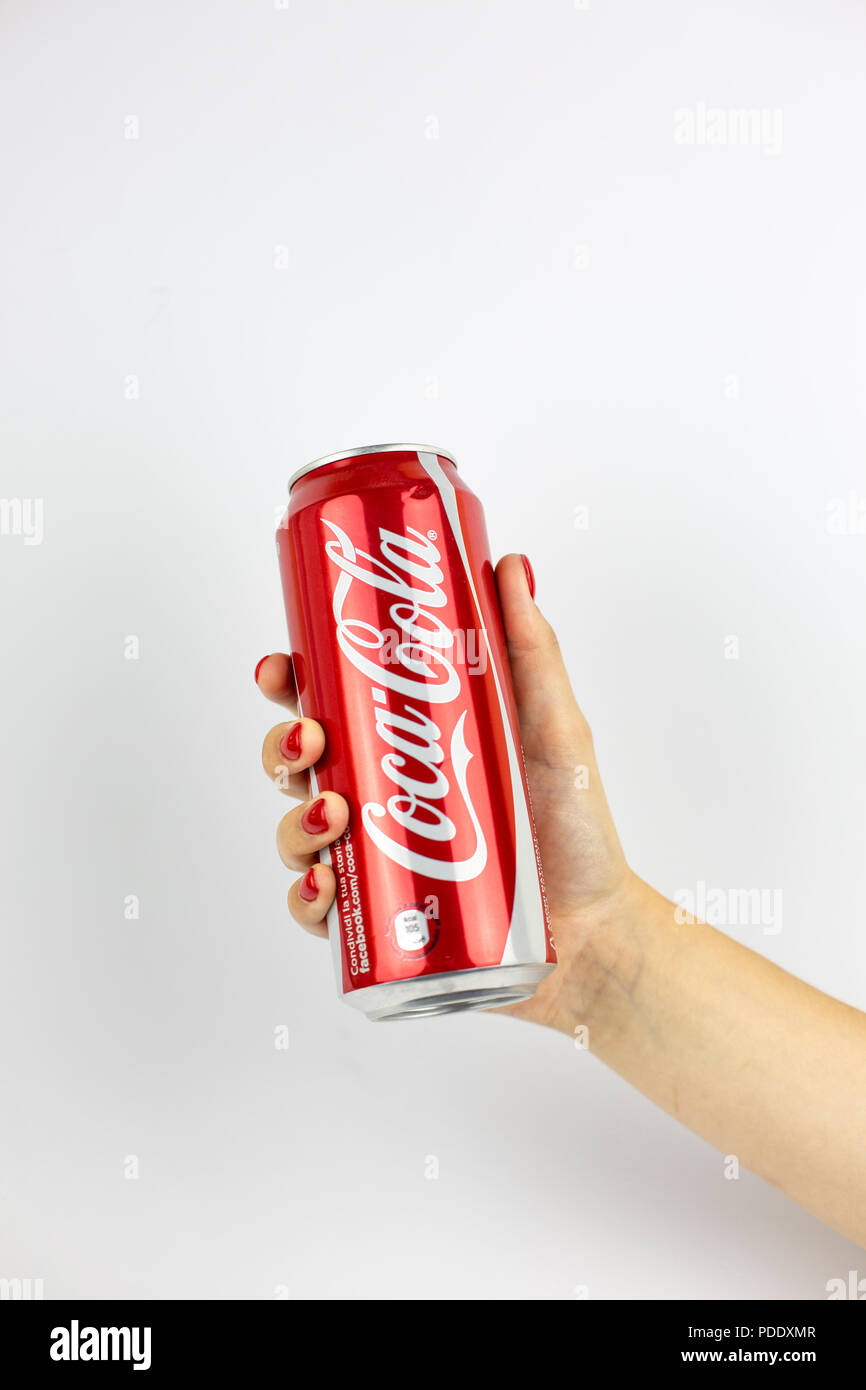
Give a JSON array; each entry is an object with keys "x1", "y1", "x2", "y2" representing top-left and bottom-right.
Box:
[
  {"x1": 298, "y1": 867, "x2": 319, "y2": 902},
  {"x1": 301, "y1": 797, "x2": 329, "y2": 835},
  {"x1": 254, "y1": 655, "x2": 269, "y2": 684},
  {"x1": 278, "y1": 721, "x2": 303, "y2": 761},
  {"x1": 521, "y1": 554, "x2": 536, "y2": 600}
]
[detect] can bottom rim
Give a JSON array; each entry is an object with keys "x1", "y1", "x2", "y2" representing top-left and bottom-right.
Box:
[
  {"x1": 376, "y1": 985, "x2": 536, "y2": 1022},
  {"x1": 343, "y1": 963, "x2": 555, "y2": 1023}
]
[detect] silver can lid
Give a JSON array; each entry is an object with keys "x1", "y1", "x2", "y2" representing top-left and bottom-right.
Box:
[{"x1": 288, "y1": 442, "x2": 457, "y2": 491}]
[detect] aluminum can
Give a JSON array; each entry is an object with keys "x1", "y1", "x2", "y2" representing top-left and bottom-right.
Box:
[{"x1": 277, "y1": 444, "x2": 555, "y2": 1020}]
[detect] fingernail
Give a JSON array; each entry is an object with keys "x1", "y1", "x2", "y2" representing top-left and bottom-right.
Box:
[
  {"x1": 521, "y1": 554, "x2": 536, "y2": 600},
  {"x1": 301, "y1": 797, "x2": 329, "y2": 835},
  {"x1": 278, "y1": 721, "x2": 303, "y2": 761},
  {"x1": 298, "y1": 867, "x2": 319, "y2": 902},
  {"x1": 254, "y1": 655, "x2": 269, "y2": 684}
]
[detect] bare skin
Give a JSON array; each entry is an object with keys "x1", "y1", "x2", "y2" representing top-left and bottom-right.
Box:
[{"x1": 259, "y1": 553, "x2": 866, "y2": 1248}]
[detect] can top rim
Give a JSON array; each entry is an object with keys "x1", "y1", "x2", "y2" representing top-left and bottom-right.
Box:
[{"x1": 288, "y1": 443, "x2": 457, "y2": 491}]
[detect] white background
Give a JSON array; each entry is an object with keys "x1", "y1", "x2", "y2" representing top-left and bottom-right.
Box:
[{"x1": 2, "y1": 0, "x2": 865, "y2": 1299}]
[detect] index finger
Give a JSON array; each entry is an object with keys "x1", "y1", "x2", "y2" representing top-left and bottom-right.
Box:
[{"x1": 254, "y1": 653, "x2": 297, "y2": 712}]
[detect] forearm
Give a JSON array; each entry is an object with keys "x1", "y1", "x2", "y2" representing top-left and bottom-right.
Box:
[{"x1": 560, "y1": 874, "x2": 866, "y2": 1246}]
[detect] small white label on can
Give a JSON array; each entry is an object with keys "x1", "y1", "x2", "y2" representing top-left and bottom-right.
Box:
[{"x1": 393, "y1": 908, "x2": 431, "y2": 952}]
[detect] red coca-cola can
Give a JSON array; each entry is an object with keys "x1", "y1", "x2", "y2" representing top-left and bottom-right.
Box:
[{"x1": 276, "y1": 444, "x2": 555, "y2": 1021}]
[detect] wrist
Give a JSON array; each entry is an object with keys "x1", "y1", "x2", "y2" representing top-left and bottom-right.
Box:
[{"x1": 545, "y1": 871, "x2": 667, "y2": 1044}]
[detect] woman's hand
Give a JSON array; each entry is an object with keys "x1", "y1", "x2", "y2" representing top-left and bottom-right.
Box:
[{"x1": 257, "y1": 552, "x2": 635, "y2": 1034}]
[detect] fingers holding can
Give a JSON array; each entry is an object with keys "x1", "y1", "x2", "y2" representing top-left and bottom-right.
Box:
[
  {"x1": 261, "y1": 717, "x2": 326, "y2": 799},
  {"x1": 255, "y1": 653, "x2": 298, "y2": 711},
  {"x1": 280, "y1": 792, "x2": 345, "y2": 935},
  {"x1": 277, "y1": 791, "x2": 348, "y2": 870},
  {"x1": 288, "y1": 862, "x2": 336, "y2": 938}
]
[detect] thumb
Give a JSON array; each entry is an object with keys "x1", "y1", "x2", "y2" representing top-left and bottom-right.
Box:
[{"x1": 494, "y1": 553, "x2": 593, "y2": 765}]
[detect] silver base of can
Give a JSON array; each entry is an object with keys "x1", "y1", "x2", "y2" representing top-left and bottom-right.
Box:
[{"x1": 344, "y1": 963, "x2": 555, "y2": 1022}]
